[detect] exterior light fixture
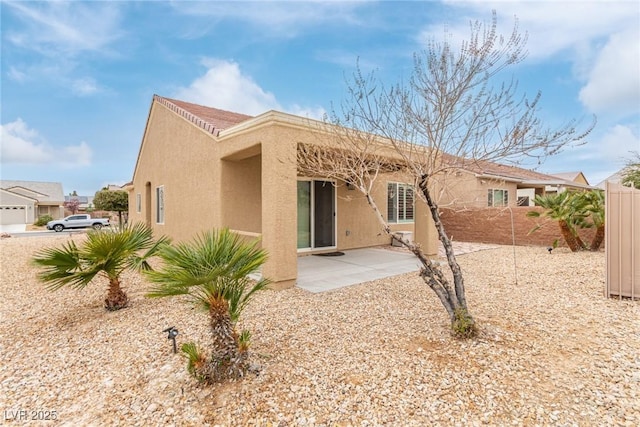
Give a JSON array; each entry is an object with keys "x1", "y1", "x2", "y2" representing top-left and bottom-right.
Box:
[{"x1": 163, "y1": 326, "x2": 179, "y2": 353}]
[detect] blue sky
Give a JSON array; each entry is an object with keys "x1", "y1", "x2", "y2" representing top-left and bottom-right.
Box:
[{"x1": 1, "y1": 0, "x2": 639, "y2": 196}]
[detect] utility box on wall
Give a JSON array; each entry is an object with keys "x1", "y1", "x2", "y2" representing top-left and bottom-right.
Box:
[{"x1": 392, "y1": 231, "x2": 413, "y2": 247}]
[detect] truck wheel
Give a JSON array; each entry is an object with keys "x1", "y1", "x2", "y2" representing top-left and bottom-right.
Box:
[
  {"x1": 53, "y1": 224, "x2": 64, "y2": 232},
  {"x1": 92, "y1": 223, "x2": 103, "y2": 230}
]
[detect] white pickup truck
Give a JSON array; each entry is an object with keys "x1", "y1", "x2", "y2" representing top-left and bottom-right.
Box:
[{"x1": 46, "y1": 214, "x2": 110, "y2": 232}]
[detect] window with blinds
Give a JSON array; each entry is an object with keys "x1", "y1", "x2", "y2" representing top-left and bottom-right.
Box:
[{"x1": 387, "y1": 182, "x2": 415, "y2": 223}]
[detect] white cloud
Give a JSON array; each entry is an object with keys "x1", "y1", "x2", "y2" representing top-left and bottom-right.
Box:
[
  {"x1": 420, "y1": 1, "x2": 640, "y2": 123},
  {"x1": 437, "y1": 1, "x2": 639, "y2": 62},
  {"x1": 7, "y1": 66, "x2": 27, "y2": 82},
  {"x1": 567, "y1": 124, "x2": 639, "y2": 164},
  {"x1": 173, "y1": 58, "x2": 326, "y2": 118},
  {"x1": 173, "y1": 59, "x2": 279, "y2": 115},
  {"x1": 579, "y1": 28, "x2": 640, "y2": 115},
  {"x1": 289, "y1": 105, "x2": 327, "y2": 121},
  {"x1": 4, "y1": 1, "x2": 125, "y2": 57},
  {"x1": 4, "y1": 2, "x2": 124, "y2": 96},
  {"x1": 0, "y1": 119, "x2": 92, "y2": 167},
  {"x1": 172, "y1": 2, "x2": 366, "y2": 38},
  {"x1": 71, "y1": 77, "x2": 101, "y2": 97},
  {"x1": 595, "y1": 124, "x2": 640, "y2": 162}
]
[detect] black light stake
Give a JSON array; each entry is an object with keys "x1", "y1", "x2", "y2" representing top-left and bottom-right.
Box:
[{"x1": 163, "y1": 326, "x2": 179, "y2": 354}]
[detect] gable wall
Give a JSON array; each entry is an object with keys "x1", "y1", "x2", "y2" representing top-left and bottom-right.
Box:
[{"x1": 130, "y1": 102, "x2": 223, "y2": 241}]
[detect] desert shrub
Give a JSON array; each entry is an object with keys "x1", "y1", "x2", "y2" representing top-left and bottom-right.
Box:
[{"x1": 34, "y1": 215, "x2": 53, "y2": 226}]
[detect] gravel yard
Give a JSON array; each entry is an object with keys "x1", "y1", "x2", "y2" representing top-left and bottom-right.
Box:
[{"x1": 1, "y1": 235, "x2": 638, "y2": 426}]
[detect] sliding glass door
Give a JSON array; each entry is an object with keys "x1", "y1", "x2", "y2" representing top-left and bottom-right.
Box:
[{"x1": 297, "y1": 180, "x2": 336, "y2": 250}]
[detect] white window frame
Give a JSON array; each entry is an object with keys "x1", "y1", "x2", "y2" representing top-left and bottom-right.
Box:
[
  {"x1": 387, "y1": 182, "x2": 415, "y2": 223},
  {"x1": 136, "y1": 193, "x2": 141, "y2": 213},
  {"x1": 156, "y1": 186, "x2": 164, "y2": 224},
  {"x1": 488, "y1": 189, "x2": 509, "y2": 207}
]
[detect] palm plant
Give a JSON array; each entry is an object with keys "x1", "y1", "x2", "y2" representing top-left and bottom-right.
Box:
[
  {"x1": 32, "y1": 222, "x2": 170, "y2": 310},
  {"x1": 145, "y1": 229, "x2": 270, "y2": 383},
  {"x1": 574, "y1": 190, "x2": 605, "y2": 251},
  {"x1": 527, "y1": 191, "x2": 586, "y2": 252}
]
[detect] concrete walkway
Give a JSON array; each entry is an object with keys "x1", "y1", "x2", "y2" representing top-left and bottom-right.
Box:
[
  {"x1": 296, "y1": 242, "x2": 498, "y2": 293},
  {"x1": 0, "y1": 224, "x2": 27, "y2": 233}
]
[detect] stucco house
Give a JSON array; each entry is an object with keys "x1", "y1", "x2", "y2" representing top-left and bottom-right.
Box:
[
  {"x1": 436, "y1": 159, "x2": 596, "y2": 209},
  {"x1": 0, "y1": 180, "x2": 65, "y2": 225},
  {"x1": 128, "y1": 95, "x2": 440, "y2": 288}
]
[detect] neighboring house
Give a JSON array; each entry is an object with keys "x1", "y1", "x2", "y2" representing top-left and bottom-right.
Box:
[
  {"x1": 436, "y1": 160, "x2": 596, "y2": 208},
  {"x1": 64, "y1": 195, "x2": 95, "y2": 212},
  {"x1": 128, "y1": 95, "x2": 439, "y2": 288},
  {"x1": 596, "y1": 170, "x2": 624, "y2": 189},
  {"x1": 550, "y1": 171, "x2": 590, "y2": 186},
  {"x1": 0, "y1": 180, "x2": 65, "y2": 225}
]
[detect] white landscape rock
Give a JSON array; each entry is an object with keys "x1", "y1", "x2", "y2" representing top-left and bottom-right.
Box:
[{"x1": 1, "y1": 235, "x2": 639, "y2": 425}]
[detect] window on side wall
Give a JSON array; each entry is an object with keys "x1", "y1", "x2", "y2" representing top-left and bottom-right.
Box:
[
  {"x1": 488, "y1": 189, "x2": 509, "y2": 207},
  {"x1": 156, "y1": 186, "x2": 164, "y2": 224},
  {"x1": 387, "y1": 183, "x2": 414, "y2": 223},
  {"x1": 136, "y1": 193, "x2": 141, "y2": 213}
]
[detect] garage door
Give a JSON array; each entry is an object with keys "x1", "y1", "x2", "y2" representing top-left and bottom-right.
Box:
[{"x1": 0, "y1": 206, "x2": 27, "y2": 225}]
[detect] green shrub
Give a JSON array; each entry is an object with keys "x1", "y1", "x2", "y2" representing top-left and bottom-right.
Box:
[{"x1": 34, "y1": 215, "x2": 53, "y2": 227}]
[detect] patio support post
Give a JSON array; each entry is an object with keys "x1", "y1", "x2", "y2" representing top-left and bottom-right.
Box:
[
  {"x1": 414, "y1": 199, "x2": 438, "y2": 257},
  {"x1": 261, "y1": 139, "x2": 298, "y2": 289}
]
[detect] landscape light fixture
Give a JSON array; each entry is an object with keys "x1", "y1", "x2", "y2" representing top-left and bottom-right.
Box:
[
  {"x1": 547, "y1": 247, "x2": 553, "y2": 254},
  {"x1": 163, "y1": 326, "x2": 179, "y2": 354}
]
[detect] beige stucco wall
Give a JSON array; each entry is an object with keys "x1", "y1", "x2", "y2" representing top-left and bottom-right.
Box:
[
  {"x1": 220, "y1": 155, "x2": 262, "y2": 233},
  {"x1": 130, "y1": 101, "x2": 440, "y2": 287},
  {"x1": 130, "y1": 102, "x2": 222, "y2": 241},
  {"x1": 437, "y1": 170, "x2": 519, "y2": 208}
]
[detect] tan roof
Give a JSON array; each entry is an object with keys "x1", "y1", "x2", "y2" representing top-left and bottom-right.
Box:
[
  {"x1": 153, "y1": 95, "x2": 592, "y2": 189},
  {"x1": 155, "y1": 95, "x2": 253, "y2": 135},
  {"x1": 0, "y1": 180, "x2": 65, "y2": 203},
  {"x1": 442, "y1": 154, "x2": 557, "y2": 181}
]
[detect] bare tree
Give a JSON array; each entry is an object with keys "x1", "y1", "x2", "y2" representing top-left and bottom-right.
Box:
[{"x1": 298, "y1": 11, "x2": 595, "y2": 337}]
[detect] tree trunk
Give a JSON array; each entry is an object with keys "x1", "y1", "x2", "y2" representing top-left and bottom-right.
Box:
[
  {"x1": 105, "y1": 277, "x2": 129, "y2": 311},
  {"x1": 559, "y1": 220, "x2": 580, "y2": 252},
  {"x1": 362, "y1": 190, "x2": 458, "y2": 323},
  {"x1": 418, "y1": 175, "x2": 476, "y2": 337},
  {"x1": 590, "y1": 225, "x2": 605, "y2": 251},
  {"x1": 358, "y1": 179, "x2": 477, "y2": 338},
  {"x1": 206, "y1": 298, "x2": 247, "y2": 383}
]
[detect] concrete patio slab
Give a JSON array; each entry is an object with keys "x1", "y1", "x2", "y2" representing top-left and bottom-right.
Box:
[
  {"x1": 296, "y1": 248, "x2": 422, "y2": 293},
  {"x1": 296, "y1": 242, "x2": 499, "y2": 293}
]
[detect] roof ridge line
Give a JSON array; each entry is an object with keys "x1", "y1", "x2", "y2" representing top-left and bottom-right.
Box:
[{"x1": 154, "y1": 95, "x2": 219, "y2": 136}]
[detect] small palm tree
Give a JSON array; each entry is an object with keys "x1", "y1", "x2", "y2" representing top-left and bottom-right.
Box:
[
  {"x1": 575, "y1": 190, "x2": 605, "y2": 251},
  {"x1": 527, "y1": 191, "x2": 586, "y2": 252},
  {"x1": 33, "y1": 223, "x2": 170, "y2": 310},
  {"x1": 145, "y1": 229, "x2": 270, "y2": 383}
]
